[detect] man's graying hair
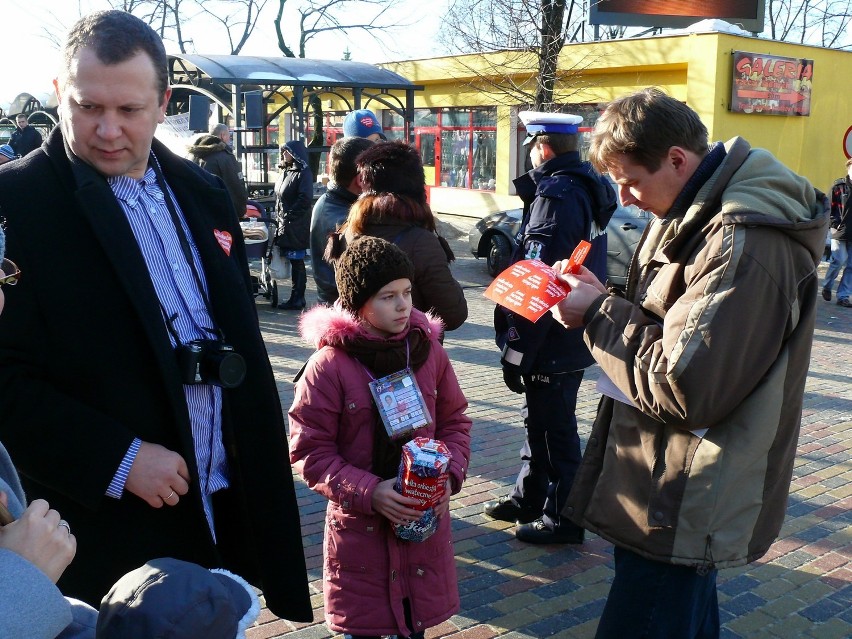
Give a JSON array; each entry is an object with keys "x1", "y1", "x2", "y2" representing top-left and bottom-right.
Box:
[
  {"x1": 589, "y1": 88, "x2": 709, "y2": 174},
  {"x1": 61, "y1": 10, "x2": 169, "y2": 99},
  {"x1": 209, "y1": 123, "x2": 229, "y2": 138}
]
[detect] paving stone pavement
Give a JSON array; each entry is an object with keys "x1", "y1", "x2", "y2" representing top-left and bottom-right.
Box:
[{"x1": 248, "y1": 215, "x2": 851, "y2": 639}]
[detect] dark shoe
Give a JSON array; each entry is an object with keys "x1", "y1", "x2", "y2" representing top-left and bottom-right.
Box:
[
  {"x1": 278, "y1": 296, "x2": 306, "y2": 310},
  {"x1": 515, "y1": 518, "x2": 585, "y2": 545},
  {"x1": 838, "y1": 297, "x2": 852, "y2": 308},
  {"x1": 822, "y1": 287, "x2": 832, "y2": 301},
  {"x1": 483, "y1": 498, "x2": 539, "y2": 524}
]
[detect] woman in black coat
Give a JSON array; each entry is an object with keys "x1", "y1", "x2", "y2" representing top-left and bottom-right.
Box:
[{"x1": 274, "y1": 139, "x2": 313, "y2": 310}]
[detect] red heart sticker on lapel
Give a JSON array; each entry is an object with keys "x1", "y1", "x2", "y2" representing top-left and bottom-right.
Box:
[{"x1": 214, "y1": 229, "x2": 232, "y2": 256}]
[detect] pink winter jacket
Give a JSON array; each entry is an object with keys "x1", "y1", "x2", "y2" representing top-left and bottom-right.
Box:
[{"x1": 288, "y1": 304, "x2": 471, "y2": 637}]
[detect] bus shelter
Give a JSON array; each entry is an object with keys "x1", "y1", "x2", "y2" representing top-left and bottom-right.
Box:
[{"x1": 167, "y1": 54, "x2": 423, "y2": 194}]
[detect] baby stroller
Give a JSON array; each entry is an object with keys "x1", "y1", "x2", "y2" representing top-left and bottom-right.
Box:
[{"x1": 241, "y1": 201, "x2": 279, "y2": 307}]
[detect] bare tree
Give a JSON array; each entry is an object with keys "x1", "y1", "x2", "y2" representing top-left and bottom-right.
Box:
[
  {"x1": 273, "y1": 0, "x2": 401, "y2": 59},
  {"x1": 766, "y1": 0, "x2": 852, "y2": 48},
  {"x1": 107, "y1": 0, "x2": 268, "y2": 54},
  {"x1": 439, "y1": 0, "x2": 852, "y2": 112},
  {"x1": 438, "y1": 0, "x2": 606, "y2": 111}
]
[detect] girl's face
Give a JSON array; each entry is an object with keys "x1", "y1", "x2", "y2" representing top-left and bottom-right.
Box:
[{"x1": 358, "y1": 278, "x2": 412, "y2": 338}]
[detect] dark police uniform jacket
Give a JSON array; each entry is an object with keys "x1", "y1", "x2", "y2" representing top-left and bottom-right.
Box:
[{"x1": 495, "y1": 151, "x2": 616, "y2": 374}]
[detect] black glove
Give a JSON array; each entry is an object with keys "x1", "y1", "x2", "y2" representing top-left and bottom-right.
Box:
[{"x1": 502, "y1": 367, "x2": 526, "y2": 394}]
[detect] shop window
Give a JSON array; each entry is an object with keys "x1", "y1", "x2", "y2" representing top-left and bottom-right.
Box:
[
  {"x1": 440, "y1": 130, "x2": 470, "y2": 187},
  {"x1": 378, "y1": 107, "x2": 498, "y2": 191}
]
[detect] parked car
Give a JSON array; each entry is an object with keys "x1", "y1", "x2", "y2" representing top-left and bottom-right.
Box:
[{"x1": 469, "y1": 183, "x2": 652, "y2": 288}]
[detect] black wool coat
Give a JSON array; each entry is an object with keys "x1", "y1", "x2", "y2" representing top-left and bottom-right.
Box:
[{"x1": 0, "y1": 128, "x2": 312, "y2": 621}]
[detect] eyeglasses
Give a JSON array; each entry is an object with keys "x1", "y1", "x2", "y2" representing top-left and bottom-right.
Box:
[{"x1": 0, "y1": 259, "x2": 21, "y2": 287}]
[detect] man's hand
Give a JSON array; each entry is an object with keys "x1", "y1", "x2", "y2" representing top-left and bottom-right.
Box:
[
  {"x1": 371, "y1": 478, "x2": 424, "y2": 525},
  {"x1": 124, "y1": 442, "x2": 190, "y2": 508},
  {"x1": 502, "y1": 367, "x2": 526, "y2": 394},
  {"x1": 551, "y1": 264, "x2": 608, "y2": 329},
  {"x1": 0, "y1": 496, "x2": 75, "y2": 583}
]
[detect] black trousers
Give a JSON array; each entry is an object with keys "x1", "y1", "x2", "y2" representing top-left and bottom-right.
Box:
[{"x1": 510, "y1": 370, "x2": 584, "y2": 529}]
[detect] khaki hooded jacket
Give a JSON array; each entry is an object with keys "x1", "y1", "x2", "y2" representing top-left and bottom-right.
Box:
[{"x1": 565, "y1": 137, "x2": 829, "y2": 570}]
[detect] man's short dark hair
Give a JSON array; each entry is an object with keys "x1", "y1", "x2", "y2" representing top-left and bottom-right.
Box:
[
  {"x1": 61, "y1": 10, "x2": 169, "y2": 99},
  {"x1": 328, "y1": 137, "x2": 373, "y2": 187},
  {"x1": 534, "y1": 132, "x2": 579, "y2": 156}
]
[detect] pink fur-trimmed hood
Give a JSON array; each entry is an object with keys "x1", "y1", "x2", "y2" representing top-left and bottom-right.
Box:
[{"x1": 298, "y1": 302, "x2": 444, "y2": 350}]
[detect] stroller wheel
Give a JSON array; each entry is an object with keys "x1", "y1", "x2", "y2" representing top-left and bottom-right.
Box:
[{"x1": 271, "y1": 280, "x2": 279, "y2": 307}]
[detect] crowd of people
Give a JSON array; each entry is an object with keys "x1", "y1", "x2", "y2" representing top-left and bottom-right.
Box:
[{"x1": 0, "y1": 8, "x2": 833, "y2": 639}]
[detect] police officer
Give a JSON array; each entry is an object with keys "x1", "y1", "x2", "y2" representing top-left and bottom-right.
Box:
[{"x1": 485, "y1": 111, "x2": 616, "y2": 544}]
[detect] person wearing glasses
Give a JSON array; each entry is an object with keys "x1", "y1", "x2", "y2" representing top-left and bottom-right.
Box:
[{"x1": 0, "y1": 10, "x2": 311, "y2": 623}]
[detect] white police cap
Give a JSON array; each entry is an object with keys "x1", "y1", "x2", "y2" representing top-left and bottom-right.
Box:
[{"x1": 519, "y1": 111, "x2": 583, "y2": 145}]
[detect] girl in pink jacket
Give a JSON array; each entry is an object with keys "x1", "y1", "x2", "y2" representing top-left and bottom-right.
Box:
[{"x1": 288, "y1": 236, "x2": 471, "y2": 639}]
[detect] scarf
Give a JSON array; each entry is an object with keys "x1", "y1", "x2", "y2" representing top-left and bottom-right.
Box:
[{"x1": 340, "y1": 325, "x2": 432, "y2": 479}]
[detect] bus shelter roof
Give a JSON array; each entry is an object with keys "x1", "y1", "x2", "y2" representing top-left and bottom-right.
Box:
[{"x1": 169, "y1": 54, "x2": 418, "y2": 91}]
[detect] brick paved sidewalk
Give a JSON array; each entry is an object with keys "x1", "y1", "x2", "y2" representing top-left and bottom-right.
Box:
[{"x1": 249, "y1": 226, "x2": 851, "y2": 639}]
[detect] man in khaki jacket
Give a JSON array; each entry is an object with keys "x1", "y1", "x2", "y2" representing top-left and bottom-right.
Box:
[{"x1": 551, "y1": 88, "x2": 828, "y2": 638}]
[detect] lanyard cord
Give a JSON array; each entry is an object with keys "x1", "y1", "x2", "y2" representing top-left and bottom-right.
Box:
[{"x1": 149, "y1": 153, "x2": 224, "y2": 342}]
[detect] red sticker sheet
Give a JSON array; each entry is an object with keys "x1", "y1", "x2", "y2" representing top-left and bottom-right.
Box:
[
  {"x1": 484, "y1": 260, "x2": 568, "y2": 322},
  {"x1": 484, "y1": 241, "x2": 591, "y2": 323}
]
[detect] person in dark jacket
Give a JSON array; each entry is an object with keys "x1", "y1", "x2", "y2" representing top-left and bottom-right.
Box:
[
  {"x1": 484, "y1": 112, "x2": 616, "y2": 545},
  {"x1": 309, "y1": 136, "x2": 373, "y2": 303},
  {"x1": 187, "y1": 123, "x2": 248, "y2": 219},
  {"x1": 274, "y1": 139, "x2": 313, "y2": 310},
  {"x1": 328, "y1": 140, "x2": 468, "y2": 331},
  {"x1": 821, "y1": 157, "x2": 852, "y2": 306},
  {"x1": 8, "y1": 114, "x2": 43, "y2": 158},
  {"x1": 0, "y1": 10, "x2": 311, "y2": 622},
  {"x1": 0, "y1": 224, "x2": 99, "y2": 639}
]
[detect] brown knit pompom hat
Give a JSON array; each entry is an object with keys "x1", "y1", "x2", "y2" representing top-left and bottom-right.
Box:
[{"x1": 335, "y1": 236, "x2": 414, "y2": 312}]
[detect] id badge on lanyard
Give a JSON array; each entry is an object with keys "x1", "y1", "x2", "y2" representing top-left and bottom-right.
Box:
[{"x1": 369, "y1": 368, "x2": 433, "y2": 440}]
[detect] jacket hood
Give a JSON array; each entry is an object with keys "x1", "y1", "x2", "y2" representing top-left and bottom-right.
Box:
[
  {"x1": 703, "y1": 138, "x2": 828, "y2": 263},
  {"x1": 516, "y1": 151, "x2": 617, "y2": 229},
  {"x1": 299, "y1": 303, "x2": 443, "y2": 350},
  {"x1": 282, "y1": 140, "x2": 309, "y2": 168},
  {"x1": 187, "y1": 134, "x2": 229, "y2": 158}
]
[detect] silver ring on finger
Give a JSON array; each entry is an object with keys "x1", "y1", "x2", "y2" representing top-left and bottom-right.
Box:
[{"x1": 58, "y1": 519, "x2": 71, "y2": 535}]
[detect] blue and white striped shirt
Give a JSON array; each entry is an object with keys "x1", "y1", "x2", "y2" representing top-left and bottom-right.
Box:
[{"x1": 105, "y1": 163, "x2": 229, "y2": 536}]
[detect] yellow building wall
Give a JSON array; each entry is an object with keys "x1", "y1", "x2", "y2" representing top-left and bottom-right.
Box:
[{"x1": 381, "y1": 32, "x2": 852, "y2": 215}]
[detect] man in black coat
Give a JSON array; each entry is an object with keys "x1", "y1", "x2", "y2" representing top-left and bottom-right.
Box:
[
  {"x1": 8, "y1": 114, "x2": 43, "y2": 157},
  {"x1": 309, "y1": 136, "x2": 373, "y2": 303},
  {"x1": 0, "y1": 10, "x2": 311, "y2": 622}
]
